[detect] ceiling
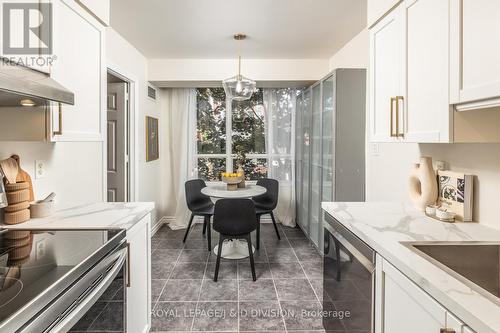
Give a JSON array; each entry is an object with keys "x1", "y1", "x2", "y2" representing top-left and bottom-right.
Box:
[{"x1": 110, "y1": 0, "x2": 367, "y2": 59}]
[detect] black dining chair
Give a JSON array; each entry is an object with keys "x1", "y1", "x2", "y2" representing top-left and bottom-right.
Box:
[
  {"x1": 253, "y1": 178, "x2": 280, "y2": 250},
  {"x1": 213, "y1": 199, "x2": 257, "y2": 282},
  {"x1": 183, "y1": 179, "x2": 214, "y2": 251}
]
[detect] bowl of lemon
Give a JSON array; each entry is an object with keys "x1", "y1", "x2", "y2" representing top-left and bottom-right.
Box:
[{"x1": 221, "y1": 172, "x2": 244, "y2": 191}]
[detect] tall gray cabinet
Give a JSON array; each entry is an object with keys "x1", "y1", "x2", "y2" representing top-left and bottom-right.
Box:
[{"x1": 295, "y1": 69, "x2": 366, "y2": 250}]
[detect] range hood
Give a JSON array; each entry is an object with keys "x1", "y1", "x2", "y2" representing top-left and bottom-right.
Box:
[{"x1": 0, "y1": 59, "x2": 74, "y2": 107}]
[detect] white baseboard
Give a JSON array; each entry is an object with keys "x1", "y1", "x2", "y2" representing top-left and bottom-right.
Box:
[{"x1": 151, "y1": 215, "x2": 277, "y2": 236}]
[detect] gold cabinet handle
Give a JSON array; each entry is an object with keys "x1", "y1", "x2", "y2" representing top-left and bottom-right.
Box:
[
  {"x1": 440, "y1": 329, "x2": 455, "y2": 333},
  {"x1": 390, "y1": 97, "x2": 396, "y2": 137},
  {"x1": 395, "y1": 96, "x2": 404, "y2": 138},
  {"x1": 126, "y1": 242, "x2": 131, "y2": 287},
  {"x1": 52, "y1": 103, "x2": 63, "y2": 136}
]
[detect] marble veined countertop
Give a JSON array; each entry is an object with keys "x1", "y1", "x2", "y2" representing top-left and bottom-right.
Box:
[
  {"x1": 2, "y1": 202, "x2": 154, "y2": 230},
  {"x1": 322, "y1": 201, "x2": 500, "y2": 333}
]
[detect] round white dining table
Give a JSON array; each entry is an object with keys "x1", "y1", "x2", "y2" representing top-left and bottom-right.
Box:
[{"x1": 201, "y1": 184, "x2": 266, "y2": 259}]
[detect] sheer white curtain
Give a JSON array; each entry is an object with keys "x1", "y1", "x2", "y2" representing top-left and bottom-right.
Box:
[
  {"x1": 263, "y1": 89, "x2": 297, "y2": 227},
  {"x1": 164, "y1": 88, "x2": 197, "y2": 230}
]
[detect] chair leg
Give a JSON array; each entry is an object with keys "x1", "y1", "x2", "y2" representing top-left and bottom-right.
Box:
[
  {"x1": 270, "y1": 212, "x2": 281, "y2": 240},
  {"x1": 256, "y1": 215, "x2": 261, "y2": 250},
  {"x1": 183, "y1": 213, "x2": 195, "y2": 243},
  {"x1": 214, "y1": 236, "x2": 224, "y2": 282},
  {"x1": 206, "y1": 216, "x2": 212, "y2": 251},
  {"x1": 246, "y1": 234, "x2": 256, "y2": 281},
  {"x1": 202, "y1": 220, "x2": 207, "y2": 235}
]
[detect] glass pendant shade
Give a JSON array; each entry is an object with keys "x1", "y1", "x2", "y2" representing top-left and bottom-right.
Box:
[
  {"x1": 223, "y1": 52, "x2": 256, "y2": 101},
  {"x1": 222, "y1": 74, "x2": 256, "y2": 101}
]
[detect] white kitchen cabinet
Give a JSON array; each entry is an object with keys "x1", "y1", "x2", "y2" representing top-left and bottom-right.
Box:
[
  {"x1": 450, "y1": 0, "x2": 500, "y2": 110},
  {"x1": 49, "y1": 0, "x2": 105, "y2": 142},
  {"x1": 126, "y1": 213, "x2": 152, "y2": 333},
  {"x1": 368, "y1": 0, "x2": 402, "y2": 27},
  {"x1": 0, "y1": 0, "x2": 51, "y2": 73},
  {"x1": 75, "y1": 0, "x2": 110, "y2": 26},
  {"x1": 375, "y1": 255, "x2": 475, "y2": 333},
  {"x1": 403, "y1": 0, "x2": 452, "y2": 142},
  {"x1": 369, "y1": 0, "x2": 452, "y2": 143},
  {"x1": 369, "y1": 3, "x2": 404, "y2": 142}
]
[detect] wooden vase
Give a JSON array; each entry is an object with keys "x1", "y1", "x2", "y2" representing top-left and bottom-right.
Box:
[
  {"x1": 237, "y1": 166, "x2": 246, "y2": 188},
  {"x1": 409, "y1": 156, "x2": 438, "y2": 211}
]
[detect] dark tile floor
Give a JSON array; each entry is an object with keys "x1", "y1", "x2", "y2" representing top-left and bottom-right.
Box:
[{"x1": 150, "y1": 222, "x2": 330, "y2": 333}]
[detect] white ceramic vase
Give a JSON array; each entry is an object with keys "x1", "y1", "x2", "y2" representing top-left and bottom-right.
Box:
[{"x1": 409, "y1": 156, "x2": 438, "y2": 211}]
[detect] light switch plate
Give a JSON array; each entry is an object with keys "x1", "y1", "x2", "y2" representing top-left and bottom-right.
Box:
[{"x1": 35, "y1": 160, "x2": 45, "y2": 179}]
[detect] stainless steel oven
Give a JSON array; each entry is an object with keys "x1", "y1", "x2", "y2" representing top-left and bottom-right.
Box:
[
  {"x1": 0, "y1": 229, "x2": 127, "y2": 333},
  {"x1": 323, "y1": 214, "x2": 375, "y2": 332}
]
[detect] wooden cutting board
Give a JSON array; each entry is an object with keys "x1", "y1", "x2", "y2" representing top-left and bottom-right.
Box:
[{"x1": 11, "y1": 155, "x2": 35, "y2": 202}]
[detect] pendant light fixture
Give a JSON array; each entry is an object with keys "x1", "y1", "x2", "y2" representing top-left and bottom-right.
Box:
[{"x1": 222, "y1": 34, "x2": 257, "y2": 101}]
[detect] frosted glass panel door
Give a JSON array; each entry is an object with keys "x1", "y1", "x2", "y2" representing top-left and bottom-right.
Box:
[
  {"x1": 309, "y1": 84, "x2": 322, "y2": 247},
  {"x1": 295, "y1": 93, "x2": 303, "y2": 230},
  {"x1": 322, "y1": 75, "x2": 335, "y2": 203},
  {"x1": 300, "y1": 90, "x2": 311, "y2": 236}
]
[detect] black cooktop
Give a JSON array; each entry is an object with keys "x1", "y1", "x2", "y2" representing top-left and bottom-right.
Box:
[{"x1": 0, "y1": 229, "x2": 124, "y2": 327}]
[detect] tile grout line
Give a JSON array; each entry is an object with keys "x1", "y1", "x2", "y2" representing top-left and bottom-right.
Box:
[
  {"x1": 269, "y1": 225, "x2": 290, "y2": 333},
  {"x1": 284, "y1": 228, "x2": 323, "y2": 305},
  {"x1": 153, "y1": 232, "x2": 184, "y2": 311},
  {"x1": 189, "y1": 239, "x2": 211, "y2": 333}
]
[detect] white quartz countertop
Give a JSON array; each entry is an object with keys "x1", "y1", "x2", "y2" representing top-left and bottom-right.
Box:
[
  {"x1": 1, "y1": 202, "x2": 154, "y2": 230},
  {"x1": 322, "y1": 201, "x2": 500, "y2": 333}
]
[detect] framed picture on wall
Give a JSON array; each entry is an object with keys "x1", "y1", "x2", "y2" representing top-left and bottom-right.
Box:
[{"x1": 146, "y1": 116, "x2": 159, "y2": 162}]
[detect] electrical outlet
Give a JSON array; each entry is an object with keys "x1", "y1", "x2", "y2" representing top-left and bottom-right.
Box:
[
  {"x1": 36, "y1": 239, "x2": 47, "y2": 260},
  {"x1": 35, "y1": 160, "x2": 45, "y2": 179},
  {"x1": 371, "y1": 143, "x2": 380, "y2": 156}
]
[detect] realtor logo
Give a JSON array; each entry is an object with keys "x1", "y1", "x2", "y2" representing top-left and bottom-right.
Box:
[{"x1": 2, "y1": 3, "x2": 52, "y2": 54}]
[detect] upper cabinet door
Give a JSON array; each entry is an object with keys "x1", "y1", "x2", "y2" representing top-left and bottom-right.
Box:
[
  {"x1": 49, "y1": 0, "x2": 105, "y2": 142},
  {"x1": 369, "y1": 3, "x2": 404, "y2": 142},
  {"x1": 0, "y1": 0, "x2": 52, "y2": 73},
  {"x1": 368, "y1": 0, "x2": 402, "y2": 27},
  {"x1": 450, "y1": 0, "x2": 500, "y2": 109},
  {"x1": 403, "y1": 0, "x2": 452, "y2": 142}
]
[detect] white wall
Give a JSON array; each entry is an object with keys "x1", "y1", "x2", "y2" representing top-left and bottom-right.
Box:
[
  {"x1": 329, "y1": 29, "x2": 369, "y2": 70},
  {"x1": 106, "y1": 28, "x2": 164, "y2": 226},
  {"x1": 329, "y1": 24, "x2": 500, "y2": 229},
  {"x1": 0, "y1": 141, "x2": 103, "y2": 210},
  {"x1": 148, "y1": 58, "x2": 329, "y2": 83}
]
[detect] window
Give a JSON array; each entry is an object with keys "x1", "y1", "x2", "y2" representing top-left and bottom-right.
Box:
[{"x1": 196, "y1": 88, "x2": 268, "y2": 181}]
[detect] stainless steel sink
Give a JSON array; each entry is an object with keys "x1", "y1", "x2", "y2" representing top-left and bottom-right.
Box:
[{"x1": 404, "y1": 242, "x2": 500, "y2": 304}]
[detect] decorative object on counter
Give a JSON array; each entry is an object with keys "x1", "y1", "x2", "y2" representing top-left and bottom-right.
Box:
[
  {"x1": 435, "y1": 208, "x2": 456, "y2": 222},
  {"x1": 0, "y1": 170, "x2": 7, "y2": 208},
  {"x1": 221, "y1": 172, "x2": 244, "y2": 191},
  {"x1": 437, "y1": 170, "x2": 474, "y2": 222},
  {"x1": 409, "y1": 156, "x2": 438, "y2": 211},
  {"x1": 11, "y1": 155, "x2": 35, "y2": 201},
  {"x1": 236, "y1": 166, "x2": 246, "y2": 188},
  {"x1": 3, "y1": 181, "x2": 31, "y2": 225},
  {"x1": 146, "y1": 116, "x2": 159, "y2": 162},
  {"x1": 0, "y1": 158, "x2": 19, "y2": 184},
  {"x1": 425, "y1": 204, "x2": 438, "y2": 216},
  {"x1": 30, "y1": 192, "x2": 56, "y2": 218}
]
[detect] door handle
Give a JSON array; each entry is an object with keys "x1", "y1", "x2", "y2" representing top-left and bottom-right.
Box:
[
  {"x1": 390, "y1": 97, "x2": 396, "y2": 137},
  {"x1": 52, "y1": 103, "x2": 63, "y2": 136},
  {"x1": 395, "y1": 96, "x2": 404, "y2": 138},
  {"x1": 126, "y1": 242, "x2": 131, "y2": 287}
]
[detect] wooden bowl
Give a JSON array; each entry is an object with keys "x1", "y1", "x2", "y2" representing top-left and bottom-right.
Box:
[
  {"x1": 4, "y1": 201, "x2": 30, "y2": 213},
  {"x1": 4, "y1": 209, "x2": 30, "y2": 225},
  {"x1": 6, "y1": 189, "x2": 29, "y2": 204},
  {"x1": 5, "y1": 182, "x2": 29, "y2": 192},
  {"x1": 222, "y1": 176, "x2": 243, "y2": 191}
]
